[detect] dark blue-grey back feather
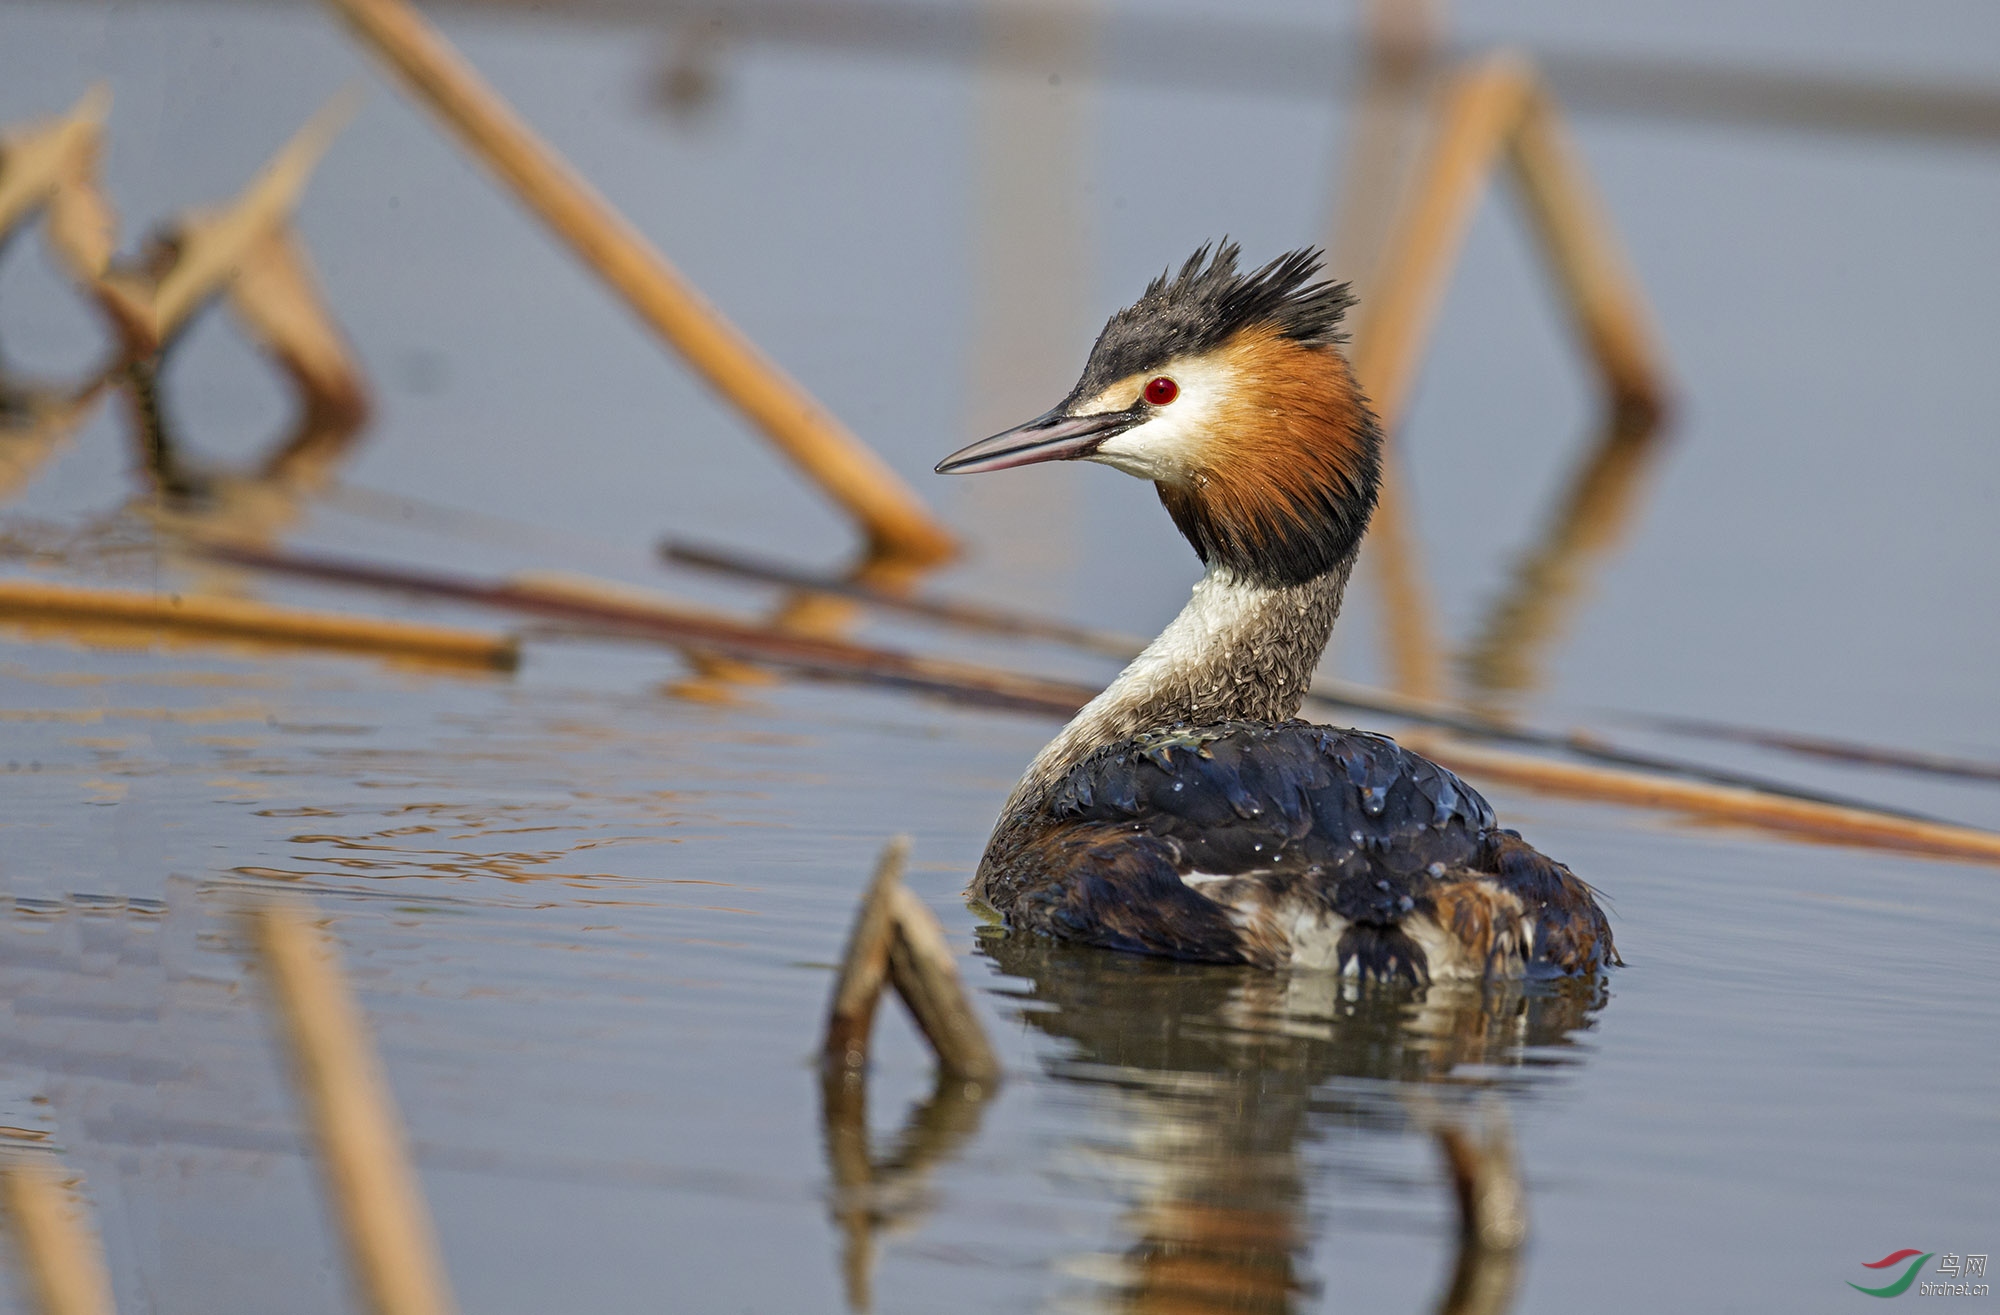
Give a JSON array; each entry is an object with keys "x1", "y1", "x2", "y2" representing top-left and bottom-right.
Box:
[
  {"x1": 1006, "y1": 720, "x2": 1613, "y2": 977},
  {"x1": 1051, "y1": 720, "x2": 1496, "y2": 881}
]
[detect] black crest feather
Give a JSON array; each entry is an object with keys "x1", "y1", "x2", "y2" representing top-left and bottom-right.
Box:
[{"x1": 1067, "y1": 241, "x2": 1355, "y2": 403}]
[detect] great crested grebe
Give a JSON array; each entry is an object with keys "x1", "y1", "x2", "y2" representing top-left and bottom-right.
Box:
[{"x1": 935, "y1": 242, "x2": 1617, "y2": 981}]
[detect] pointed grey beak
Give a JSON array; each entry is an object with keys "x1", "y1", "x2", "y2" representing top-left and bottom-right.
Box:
[{"x1": 935, "y1": 407, "x2": 1141, "y2": 475}]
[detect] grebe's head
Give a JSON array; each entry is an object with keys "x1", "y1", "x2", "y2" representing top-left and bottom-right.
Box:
[{"x1": 936, "y1": 241, "x2": 1382, "y2": 587}]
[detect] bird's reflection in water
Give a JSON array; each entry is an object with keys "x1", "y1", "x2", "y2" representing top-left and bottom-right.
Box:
[
  {"x1": 817, "y1": 933, "x2": 1607, "y2": 1314},
  {"x1": 987, "y1": 934, "x2": 1605, "y2": 1315}
]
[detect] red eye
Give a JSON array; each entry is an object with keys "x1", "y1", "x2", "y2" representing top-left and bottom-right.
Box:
[{"x1": 1144, "y1": 376, "x2": 1179, "y2": 405}]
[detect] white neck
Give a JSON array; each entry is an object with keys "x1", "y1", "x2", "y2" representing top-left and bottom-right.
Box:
[{"x1": 1008, "y1": 562, "x2": 1351, "y2": 812}]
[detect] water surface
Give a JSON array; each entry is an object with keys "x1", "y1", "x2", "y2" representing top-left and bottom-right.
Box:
[{"x1": 1, "y1": 3, "x2": 1997, "y2": 1311}]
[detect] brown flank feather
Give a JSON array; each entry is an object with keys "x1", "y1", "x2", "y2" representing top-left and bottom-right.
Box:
[{"x1": 1429, "y1": 879, "x2": 1529, "y2": 977}]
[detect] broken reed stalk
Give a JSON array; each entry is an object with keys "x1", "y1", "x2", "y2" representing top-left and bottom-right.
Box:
[
  {"x1": 1347, "y1": 55, "x2": 1534, "y2": 701},
  {"x1": 1365, "y1": 456, "x2": 1447, "y2": 700},
  {"x1": 1612, "y1": 711, "x2": 2000, "y2": 787},
  {"x1": 0, "y1": 578, "x2": 517, "y2": 670},
  {"x1": 1507, "y1": 82, "x2": 1670, "y2": 420},
  {"x1": 199, "y1": 541, "x2": 1090, "y2": 715},
  {"x1": 1353, "y1": 49, "x2": 1665, "y2": 434},
  {"x1": 822, "y1": 838, "x2": 1000, "y2": 1084},
  {"x1": 883, "y1": 884, "x2": 1000, "y2": 1082},
  {"x1": 1322, "y1": 33, "x2": 1443, "y2": 702},
  {"x1": 1408, "y1": 733, "x2": 2000, "y2": 864},
  {"x1": 93, "y1": 92, "x2": 357, "y2": 353},
  {"x1": 822, "y1": 837, "x2": 909, "y2": 1072},
  {"x1": 1324, "y1": 15, "x2": 1440, "y2": 287},
  {"x1": 662, "y1": 538, "x2": 1145, "y2": 658},
  {"x1": 322, "y1": 0, "x2": 957, "y2": 568},
  {"x1": 0, "y1": 1156, "x2": 117, "y2": 1315},
  {"x1": 1345, "y1": 50, "x2": 1671, "y2": 699},
  {"x1": 0, "y1": 86, "x2": 110, "y2": 243},
  {"x1": 1, "y1": 91, "x2": 369, "y2": 511},
  {"x1": 244, "y1": 900, "x2": 458, "y2": 1315},
  {"x1": 230, "y1": 226, "x2": 372, "y2": 489}
]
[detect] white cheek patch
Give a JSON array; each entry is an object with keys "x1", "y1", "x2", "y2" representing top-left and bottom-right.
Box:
[{"x1": 1085, "y1": 356, "x2": 1232, "y2": 483}]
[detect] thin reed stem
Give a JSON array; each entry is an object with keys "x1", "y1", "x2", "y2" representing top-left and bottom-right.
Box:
[
  {"x1": 244, "y1": 900, "x2": 457, "y2": 1315},
  {"x1": 0, "y1": 578, "x2": 517, "y2": 670},
  {"x1": 323, "y1": 0, "x2": 956, "y2": 567},
  {"x1": 0, "y1": 1156, "x2": 117, "y2": 1315}
]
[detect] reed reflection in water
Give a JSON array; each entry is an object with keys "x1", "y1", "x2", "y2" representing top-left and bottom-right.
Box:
[{"x1": 1459, "y1": 408, "x2": 1672, "y2": 712}]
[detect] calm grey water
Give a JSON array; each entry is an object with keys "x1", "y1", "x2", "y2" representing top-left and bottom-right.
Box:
[{"x1": 1, "y1": 3, "x2": 1997, "y2": 1312}]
